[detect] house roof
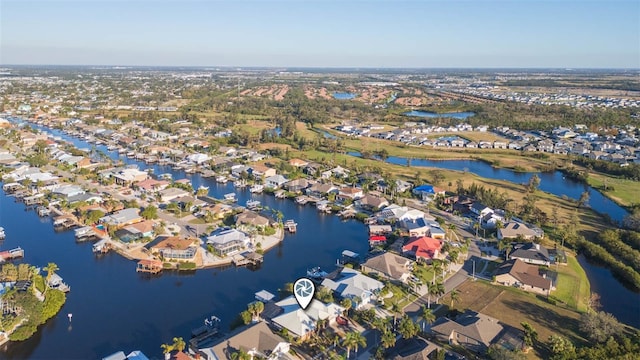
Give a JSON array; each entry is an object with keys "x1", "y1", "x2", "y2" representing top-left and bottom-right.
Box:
[
  {"x1": 100, "y1": 208, "x2": 141, "y2": 226},
  {"x1": 207, "y1": 321, "x2": 290, "y2": 360},
  {"x1": 509, "y1": 242, "x2": 550, "y2": 262},
  {"x1": 289, "y1": 158, "x2": 309, "y2": 167},
  {"x1": 236, "y1": 211, "x2": 270, "y2": 227},
  {"x1": 358, "y1": 194, "x2": 389, "y2": 208},
  {"x1": 402, "y1": 237, "x2": 442, "y2": 260},
  {"x1": 251, "y1": 164, "x2": 273, "y2": 173},
  {"x1": 124, "y1": 220, "x2": 155, "y2": 234},
  {"x1": 135, "y1": 178, "x2": 169, "y2": 191},
  {"x1": 272, "y1": 296, "x2": 344, "y2": 337},
  {"x1": 431, "y1": 310, "x2": 504, "y2": 348},
  {"x1": 495, "y1": 259, "x2": 552, "y2": 290},
  {"x1": 321, "y1": 267, "x2": 384, "y2": 300},
  {"x1": 206, "y1": 228, "x2": 248, "y2": 245},
  {"x1": 339, "y1": 187, "x2": 362, "y2": 195},
  {"x1": 150, "y1": 236, "x2": 194, "y2": 251},
  {"x1": 362, "y1": 252, "x2": 412, "y2": 281},
  {"x1": 499, "y1": 222, "x2": 537, "y2": 239}
]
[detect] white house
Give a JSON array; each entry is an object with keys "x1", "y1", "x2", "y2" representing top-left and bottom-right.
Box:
[{"x1": 321, "y1": 268, "x2": 384, "y2": 308}]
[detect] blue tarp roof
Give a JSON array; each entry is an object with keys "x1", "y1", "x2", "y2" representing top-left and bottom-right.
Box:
[{"x1": 413, "y1": 184, "x2": 435, "y2": 193}]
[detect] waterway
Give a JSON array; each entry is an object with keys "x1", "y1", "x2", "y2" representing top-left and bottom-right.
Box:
[
  {"x1": 348, "y1": 152, "x2": 630, "y2": 224},
  {"x1": 403, "y1": 110, "x2": 476, "y2": 119},
  {"x1": 0, "y1": 123, "x2": 637, "y2": 359},
  {"x1": 333, "y1": 92, "x2": 356, "y2": 100}
]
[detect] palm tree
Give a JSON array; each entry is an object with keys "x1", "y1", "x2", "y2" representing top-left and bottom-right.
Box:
[
  {"x1": 433, "y1": 282, "x2": 445, "y2": 304},
  {"x1": 426, "y1": 282, "x2": 437, "y2": 308},
  {"x1": 417, "y1": 305, "x2": 435, "y2": 332},
  {"x1": 431, "y1": 260, "x2": 442, "y2": 285},
  {"x1": 230, "y1": 349, "x2": 251, "y2": 360},
  {"x1": 160, "y1": 343, "x2": 173, "y2": 359},
  {"x1": 381, "y1": 330, "x2": 396, "y2": 349},
  {"x1": 473, "y1": 221, "x2": 480, "y2": 238},
  {"x1": 343, "y1": 331, "x2": 367, "y2": 359},
  {"x1": 341, "y1": 298, "x2": 353, "y2": 317},
  {"x1": 450, "y1": 289, "x2": 460, "y2": 309},
  {"x1": 389, "y1": 300, "x2": 402, "y2": 328},
  {"x1": 44, "y1": 262, "x2": 59, "y2": 284},
  {"x1": 171, "y1": 337, "x2": 186, "y2": 352},
  {"x1": 447, "y1": 223, "x2": 456, "y2": 241}
]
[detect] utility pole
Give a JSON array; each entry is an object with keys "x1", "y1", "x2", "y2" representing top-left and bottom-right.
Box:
[{"x1": 472, "y1": 260, "x2": 476, "y2": 280}]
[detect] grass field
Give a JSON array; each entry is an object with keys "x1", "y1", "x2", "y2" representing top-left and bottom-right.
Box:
[
  {"x1": 552, "y1": 256, "x2": 591, "y2": 312},
  {"x1": 586, "y1": 172, "x2": 639, "y2": 208},
  {"x1": 443, "y1": 280, "x2": 586, "y2": 359}
]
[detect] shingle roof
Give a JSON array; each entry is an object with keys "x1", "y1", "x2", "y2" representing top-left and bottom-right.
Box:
[
  {"x1": 362, "y1": 252, "x2": 411, "y2": 281},
  {"x1": 431, "y1": 310, "x2": 503, "y2": 347},
  {"x1": 208, "y1": 322, "x2": 288, "y2": 359},
  {"x1": 495, "y1": 259, "x2": 552, "y2": 290}
]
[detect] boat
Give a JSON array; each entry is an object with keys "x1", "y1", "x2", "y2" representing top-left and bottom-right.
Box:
[
  {"x1": 249, "y1": 184, "x2": 264, "y2": 194},
  {"x1": 126, "y1": 151, "x2": 135, "y2": 158},
  {"x1": 307, "y1": 267, "x2": 328, "y2": 280},
  {"x1": 0, "y1": 227, "x2": 5, "y2": 240},
  {"x1": 216, "y1": 175, "x2": 228, "y2": 183},
  {"x1": 233, "y1": 180, "x2": 247, "y2": 188},
  {"x1": 223, "y1": 193, "x2": 237, "y2": 202},
  {"x1": 246, "y1": 200, "x2": 261, "y2": 210}
]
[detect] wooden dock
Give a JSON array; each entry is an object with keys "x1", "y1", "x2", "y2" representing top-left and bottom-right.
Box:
[
  {"x1": 284, "y1": 219, "x2": 297, "y2": 233},
  {"x1": 0, "y1": 247, "x2": 24, "y2": 262},
  {"x1": 136, "y1": 259, "x2": 163, "y2": 274},
  {"x1": 232, "y1": 252, "x2": 264, "y2": 267}
]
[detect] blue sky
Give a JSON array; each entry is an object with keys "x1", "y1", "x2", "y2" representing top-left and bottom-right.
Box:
[{"x1": 1, "y1": 0, "x2": 638, "y2": 68}]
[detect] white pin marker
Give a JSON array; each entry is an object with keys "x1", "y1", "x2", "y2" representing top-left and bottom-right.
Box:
[{"x1": 293, "y1": 278, "x2": 315, "y2": 310}]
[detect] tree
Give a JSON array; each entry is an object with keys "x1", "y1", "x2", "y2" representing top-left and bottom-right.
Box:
[
  {"x1": 487, "y1": 344, "x2": 525, "y2": 360},
  {"x1": 86, "y1": 210, "x2": 105, "y2": 224},
  {"x1": 171, "y1": 337, "x2": 186, "y2": 352},
  {"x1": 521, "y1": 322, "x2": 538, "y2": 348},
  {"x1": 341, "y1": 298, "x2": 353, "y2": 316},
  {"x1": 527, "y1": 174, "x2": 540, "y2": 193},
  {"x1": 417, "y1": 305, "x2": 435, "y2": 332},
  {"x1": 230, "y1": 349, "x2": 251, "y2": 360},
  {"x1": 380, "y1": 329, "x2": 396, "y2": 349},
  {"x1": 343, "y1": 331, "x2": 366, "y2": 359},
  {"x1": 44, "y1": 263, "x2": 59, "y2": 284},
  {"x1": 578, "y1": 190, "x2": 590, "y2": 208},
  {"x1": 160, "y1": 343, "x2": 173, "y2": 356},
  {"x1": 240, "y1": 310, "x2": 252, "y2": 325},
  {"x1": 548, "y1": 335, "x2": 577, "y2": 360},
  {"x1": 141, "y1": 205, "x2": 158, "y2": 220},
  {"x1": 450, "y1": 289, "x2": 460, "y2": 308},
  {"x1": 248, "y1": 301, "x2": 264, "y2": 320},
  {"x1": 389, "y1": 300, "x2": 402, "y2": 327},
  {"x1": 579, "y1": 311, "x2": 623, "y2": 343},
  {"x1": 397, "y1": 315, "x2": 419, "y2": 339}
]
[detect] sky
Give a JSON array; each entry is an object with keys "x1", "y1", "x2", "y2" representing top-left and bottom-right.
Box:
[{"x1": 1, "y1": 0, "x2": 638, "y2": 68}]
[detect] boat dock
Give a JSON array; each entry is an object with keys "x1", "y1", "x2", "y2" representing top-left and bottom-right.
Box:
[
  {"x1": 53, "y1": 214, "x2": 78, "y2": 230},
  {"x1": 0, "y1": 247, "x2": 24, "y2": 262},
  {"x1": 23, "y1": 193, "x2": 45, "y2": 206},
  {"x1": 37, "y1": 206, "x2": 51, "y2": 217},
  {"x1": 136, "y1": 259, "x2": 163, "y2": 274},
  {"x1": 92, "y1": 239, "x2": 112, "y2": 254},
  {"x1": 246, "y1": 200, "x2": 261, "y2": 210},
  {"x1": 284, "y1": 219, "x2": 297, "y2": 233},
  {"x1": 232, "y1": 252, "x2": 264, "y2": 267}
]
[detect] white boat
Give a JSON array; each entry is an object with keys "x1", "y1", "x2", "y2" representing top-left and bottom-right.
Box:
[
  {"x1": 249, "y1": 184, "x2": 264, "y2": 194},
  {"x1": 223, "y1": 193, "x2": 237, "y2": 202},
  {"x1": 216, "y1": 175, "x2": 228, "y2": 183},
  {"x1": 233, "y1": 180, "x2": 247, "y2": 188},
  {"x1": 0, "y1": 227, "x2": 5, "y2": 240}
]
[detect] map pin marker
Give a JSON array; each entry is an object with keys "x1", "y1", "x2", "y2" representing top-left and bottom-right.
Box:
[{"x1": 294, "y1": 278, "x2": 315, "y2": 310}]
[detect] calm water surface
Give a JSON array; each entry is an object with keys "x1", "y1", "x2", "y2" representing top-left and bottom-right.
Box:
[{"x1": 403, "y1": 110, "x2": 476, "y2": 119}]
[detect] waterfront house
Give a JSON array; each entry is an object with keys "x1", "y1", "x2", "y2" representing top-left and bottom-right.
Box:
[
  {"x1": 102, "y1": 350, "x2": 150, "y2": 360},
  {"x1": 67, "y1": 193, "x2": 103, "y2": 205},
  {"x1": 283, "y1": 178, "x2": 311, "y2": 193},
  {"x1": 321, "y1": 267, "x2": 384, "y2": 308},
  {"x1": 337, "y1": 187, "x2": 364, "y2": 201},
  {"x1": 271, "y1": 296, "x2": 345, "y2": 339},
  {"x1": 400, "y1": 217, "x2": 431, "y2": 237},
  {"x1": 52, "y1": 184, "x2": 86, "y2": 199},
  {"x1": 202, "y1": 203, "x2": 234, "y2": 220},
  {"x1": 368, "y1": 224, "x2": 392, "y2": 235},
  {"x1": 250, "y1": 164, "x2": 276, "y2": 179},
  {"x1": 235, "y1": 211, "x2": 270, "y2": 228},
  {"x1": 265, "y1": 174, "x2": 288, "y2": 189},
  {"x1": 402, "y1": 236, "x2": 442, "y2": 263},
  {"x1": 135, "y1": 178, "x2": 170, "y2": 193},
  {"x1": 206, "y1": 228, "x2": 250, "y2": 256},
  {"x1": 100, "y1": 208, "x2": 143, "y2": 229},
  {"x1": 148, "y1": 236, "x2": 197, "y2": 260},
  {"x1": 498, "y1": 222, "x2": 538, "y2": 241},
  {"x1": 171, "y1": 195, "x2": 205, "y2": 212},
  {"x1": 430, "y1": 310, "x2": 506, "y2": 354},
  {"x1": 306, "y1": 183, "x2": 339, "y2": 198},
  {"x1": 117, "y1": 220, "x2": 156, "y2": 242},
  {"x1": 356, "y1": 194, "x2": 389, "y2": 211},
  {"x1": 198, "y1": 321, "x2": 293, "y2": 360},
  {"x1": 508, "y1": 243, "x2": 551, "y2": 266},
  {"x1": 361, "y1": 252, "x2": 413, "y2": 284},
  {"x1": 494, "y1": 259, "x2": 553, "y2": 295},
  {"x1": 113, "y1": 168, "x2": 148, "y2": 186},
  {"x1": 377, "y1": 204, "x2": 428, "y2": 222}
]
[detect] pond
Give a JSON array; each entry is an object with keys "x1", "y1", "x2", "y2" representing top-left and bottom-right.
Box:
[{"x1": 403, "y1": 110, "x2": 476, "y2": 119}]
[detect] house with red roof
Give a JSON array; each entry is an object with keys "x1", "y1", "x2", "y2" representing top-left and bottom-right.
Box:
[{"x1": 402, "y1": 236, "x2": 442, "y2": 263}]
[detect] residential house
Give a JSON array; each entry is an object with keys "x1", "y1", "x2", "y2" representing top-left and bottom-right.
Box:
[
  {"x1": 171, "y1": 196, "x2": 205, "y2": 212},
  {"x1": 498, "y1": 222, "x2": 538, "y2": 241},
  {"x1": 430, "y1": 310, "x2": 507, "y2": 353},
  {"x1": 67, "y1": 193, "x2": 103, "y2": 205},
  {"x1": 135, "y1": 178, "x2": 170, "y2": 193},
  {"x1": 337, "y1": 187, "x2": 364, "y2": 201},
  {"x1": 235, "y1": 211, "x2": 270, "y2": 228},
  {"x1": 402, "y1": 236, "x2": 442, "y2": 263},
  {"x1": 378, "y1": 204, "x2": 428, "y2": 222},
  {"x1": 283, "y1": 178, "x2": 311, "y2": 193},
  {"x1": 361, "y1": 252, "x2": 413, "y2": 283},
  {"x1": 265, "y1": 175, "x2": 288, "y2": 189},
  {"x1": 100, "y1": 208, "x2": 142, "y2": 228},
  {"x1": 508, "y1": 243, "x2": 551, "y2": 266},
  {"x1": 206, "y1": 228, "x2": 250, "y2": 256},
  {"x1": 400, "y1": 217, "x2": 431, "y2": 237},
  {"x1": 288, "y1": 158, "x2": 309, "y2": 168},
  {"x1": 494, "y1": 259, "x2": 553, "y2": 295},
  {"x1": 250, "y1": 164, "x2": 277, "y2": 179},
  {"x1": 113, "y1": 168, "x2": 148, "y2": 186},
  {"x1": 148, "y1": 236, "x2": 197, "y2": 260},
  {"x1": 186, "y1": 153, "x2": 210, "y2": 164},
  {"x1": 321, "y1": 267, "x2": 384, "y2": 308},
  {"x1": 306, "y1": 183, "x2": 339, "y2": 198},
  {"x1": 356, "y1": 194, "x2": 389, "y2": 211},
  {"x1": 202, "y1": 203, "x2": 234, "y2": 220},
  {"x1": 412, "y1": 184, "x2": 446, "y2": 201},
  {"x1": 198, "y1": 321, "x2": 293, "y2": 360},
  {"x1": 470, "y1": 202, "x2": 493, "y2": 218},
  {"x1": 158, "y1": 187, "x2": 190, "y2": 203},
  {"x1": 116, "y1": 220, "x2": 156, "y2": 242},
  {"x1": 271, "y1": 296, "x2": 344, "y2": 339},
  {"x1": 52, "y1": 184, "x2": 86, "y2": 199},
  {"x1": 429, "y1": 226, "x2": 446, "y2": 240},
  {"x1": 368, "y1": 224, "x2": 393, "y2": 235}
]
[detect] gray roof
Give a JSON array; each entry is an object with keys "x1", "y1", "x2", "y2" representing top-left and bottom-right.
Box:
[
  {"x1": 206, "y1": 322, "x2": 291, "y2": 360},
  {"x1": 431, "y1": 310, "x2": 503, "y2": 347},
  {"x1": 509, "y1": 243, "x2": 550, "y2": 262},
  {"x1": 206, "y1": 228, "x2": 248, "y2": 245},
  {"x1": 495, "y1": 259, "x2": 552, "y2": 290},
  {"x1": 321, "y1": 267, "x2": 384, "y2": 299},
  {"x1": 362, "y1": 252, "x2": 411, "y2": 281}
]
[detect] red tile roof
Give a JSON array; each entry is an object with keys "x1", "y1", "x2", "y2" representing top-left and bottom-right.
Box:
[{"x1": 402, "y1": 236, "x2": 442, "y2": 260}]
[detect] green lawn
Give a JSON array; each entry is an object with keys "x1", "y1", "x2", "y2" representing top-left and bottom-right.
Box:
[
  {"x1": 551, "y1": 256, "x2": 590, "y2": 312},
  {"x1": 587, "y1": 172, "x2": 640, "y2": 208},
  {"x1": 383, "y1": 282, "x2": 417, "y2": 309}
]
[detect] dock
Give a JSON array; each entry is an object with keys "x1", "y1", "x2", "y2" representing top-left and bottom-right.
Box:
[
  {"x1": 274, "y1": 190, "x2": 287, "y2": 199},
  {"x1": 53, "y1": 214, "x2": 78, "y2": 230},
  {"x1": 232, "y1": 252, "x2": 264, "y2": 267},
  {"x1": 136, "y1": 259, "x2": 163, "y2": 274},
  {"x1": 0, "y1": 247, "x2": 24, "y2": 262},
  {"x1": 92, "y1": 239, "x2": 112, "y2": 254},
  {"x1": 284, "y1": 219, "x2": 297, "y2": 233},
  {"x1": 339, "y1": 208, "x2": 357, "y2": 219},
  {"x1": 37, "y1": 206, "x2": 51, "y2": 217},
  {"x1": 74, "y1": 226, "x2": 98, "y2": 241}
]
